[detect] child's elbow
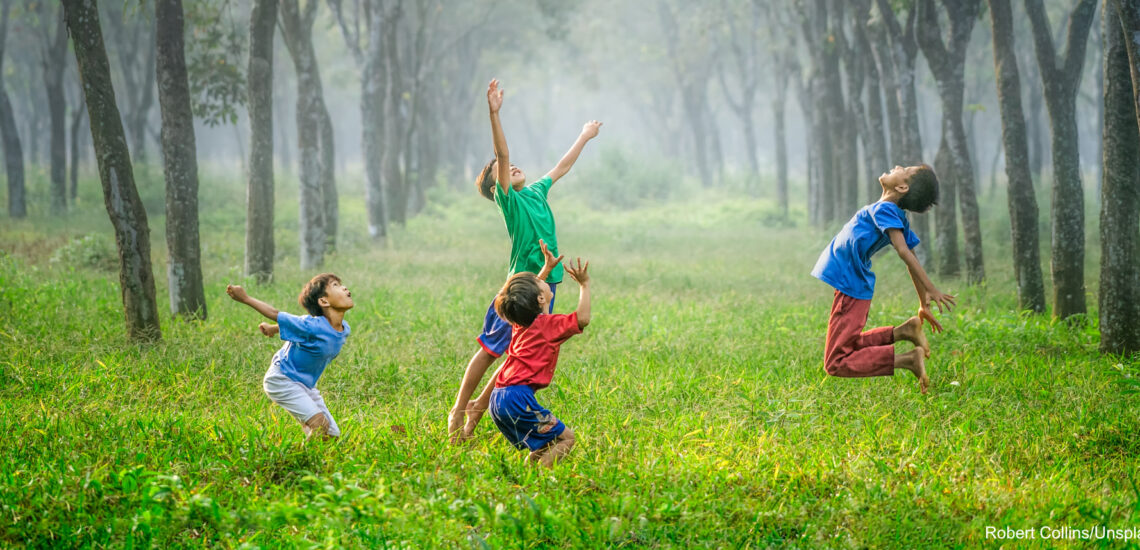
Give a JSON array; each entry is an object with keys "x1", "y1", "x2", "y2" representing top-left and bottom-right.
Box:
[{"x1": 577, "y1": 316, "x2": 590, "y2": 330}]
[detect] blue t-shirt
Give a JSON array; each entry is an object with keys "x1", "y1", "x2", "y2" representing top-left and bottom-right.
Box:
[
  {"x1": 271, "y1": 312, "x2": 350, "y2": 388},
  {"x1": 811, "y1": 201, "x2": 920, "y2": 300}
]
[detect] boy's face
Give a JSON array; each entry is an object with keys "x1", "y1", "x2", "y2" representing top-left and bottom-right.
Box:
[
  {"x1": 318, "y1": 280, "x2": 354, "y2": 311},
  {"x1": 879, "y1": 165, "x2": 917, "y2": 194}
]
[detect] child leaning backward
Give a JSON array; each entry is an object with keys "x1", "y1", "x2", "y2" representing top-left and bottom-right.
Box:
[
  {"x1": 447, "y1": 78, "x2": 602, "y2": 442},
  {"x1": 810, "y1": 164, "x2": 956, "y2": 393},
  {"x1": 226, "y1": 274, "x2": 353, "y2": 439},
  {"x1": 489, "y1": 254, "x2": 590, "y2": 468}
]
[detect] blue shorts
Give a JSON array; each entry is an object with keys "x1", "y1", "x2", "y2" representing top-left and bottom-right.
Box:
[
  {"x1": 489, "y1": 385, "x2": 566, "y2": 451},
  {"x1": 476, "y1": 283, "x2": 557, "y2": 357}
]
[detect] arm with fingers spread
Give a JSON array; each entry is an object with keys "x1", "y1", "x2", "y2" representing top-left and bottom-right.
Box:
[
  {"x1": 487, "y1": 79, "x2": 511, "y2": 195},
  {"x1": 888, "y1": 229, "x2": 955, "y2": 331},
  {"x1": 564, "y1": 258, "x2": 591, "y2": 329}
]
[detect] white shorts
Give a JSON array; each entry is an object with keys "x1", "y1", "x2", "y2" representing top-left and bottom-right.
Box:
[{"x1": 263, "y1": 363, "x2": 341, "y2": 437}]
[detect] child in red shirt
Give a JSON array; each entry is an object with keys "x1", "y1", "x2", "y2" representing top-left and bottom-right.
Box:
[{"x1": 488, "y1": 257, "x2": 591, "y2": 468}]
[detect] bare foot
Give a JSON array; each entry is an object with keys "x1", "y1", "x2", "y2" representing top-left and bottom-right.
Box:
[
  {"x1": 895, "y1": 316, "x2": 929, "y2": 358},
  {"x1": 462, "y1": 401, "x2": 487, "y2": 440},
  {"x1": 896, "y1": 348, "x2": 929, "y2": 394},
  {"x1": 447, "y1": 407, "x2": 465, "y2": 444}
]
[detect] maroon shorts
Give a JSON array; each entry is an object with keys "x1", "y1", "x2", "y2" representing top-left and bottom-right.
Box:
[{"x1": 824, "y1": 291, "x2": 895, "y2": 377}]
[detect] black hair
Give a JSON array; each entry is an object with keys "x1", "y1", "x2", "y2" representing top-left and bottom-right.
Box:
[
  {"x1": 476, "y1": 158, "x2": 497, "y2": 201},
  {"x1": 298, "y1": 273, "x2": 341, "y2": 317},
  {"x1": 898, "y1": 164, "x2": 939, "y2": 213},
  {"x1": 494, "y1": 272, "x2": 544, "y2": 327}
]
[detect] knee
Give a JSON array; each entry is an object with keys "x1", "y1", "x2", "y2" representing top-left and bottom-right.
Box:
[{"x1": 558, "y1": 427, "x2": 576, "y2": 449}]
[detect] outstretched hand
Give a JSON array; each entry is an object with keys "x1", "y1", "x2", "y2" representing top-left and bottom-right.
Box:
[
  {"x1": 226, "y1": 284, "x2": 248, "y2": 303},
  {"x1": 564, "y1": 258, "x2": 590, "y2": 286},
  {"x1": 919, "y1": 306, "x2": 943, "y2": 333},
  {"x1": 487, "y1": 79, "x2": 503, "y2": 113},
  {"x1": 539, "y1": 239, "x2": 563, "y2": 274},
  {"x1": 581, "y1": 120, "x2": 602, "y2": 139},
  {"x1": 259, "y1": 322, "x2": 279, "y2": 337},
  {"x1": 927, "y1": 288, "x2": 957, "y2": 314}
]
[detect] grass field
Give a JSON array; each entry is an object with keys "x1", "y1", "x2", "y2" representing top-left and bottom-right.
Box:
[{"x1": 1, "y1": 166, "x2": 1138, "y2": 548}]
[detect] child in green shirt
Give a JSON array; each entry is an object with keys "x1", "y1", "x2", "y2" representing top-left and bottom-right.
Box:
[{"x1": 447, "y1": 79, "x2": 601, "y2": 442}]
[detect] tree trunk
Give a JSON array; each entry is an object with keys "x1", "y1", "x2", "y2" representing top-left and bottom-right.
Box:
[
  {"x1": 280, "y1": 0, "x2": 327, "y2": 270},
  {"x1": 245, "y1": 0, "x2": 276, "y2": 283},
  {"x1": 1025, "y1": 0, "x2": 1097, "y2": 319},
  {"x1": 988, "y1": 0, "x2": 1047, "y2": 313},
  {"x1": 316, "y1": 97, "x2": 337, "y2": 252},
  {"x1": 129, "y1": 40, "x2": 156, "y2": 163},
  {"x1": 0, "y1": 0, "x2": 24, "y2": 219},
  {"x1": 156, "y1": 0, "x2": 207, "y2": 320},
  {"x1": 855, "y1": 7, "x2": 889, "y2": 204},
  {"x1": 69, "y1": 97, "x2": 85, "y2": 202},
  {"x1": 382, "y1": 3, "x2": 407, "y2": 225},
  {"x1": 1100, "y1": 0, "x2": 1140, "y2": 354},
  {"x1": 63, "y1": 0, "x2": 161, "y2": 342},
  {"x1": 41, "y1": 10, "x2": 68, "y2": 215},
  {"x1": 362, "y1": 1, "x2": 388, "y2": 240},
  {"x1": 773, "y1": 84, "x2": 789, "y2": 215},
  {"x1": 1114, "y1": 1, "x2": 1140, "y2": 126}
]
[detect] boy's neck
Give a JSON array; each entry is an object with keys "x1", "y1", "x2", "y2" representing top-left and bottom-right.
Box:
[
  {"x1": 323, "y1": 308, "x2": 346, "y2": 331},
  {"x1": 879, "y1": 189, "x2": 903, "y2": 204}
]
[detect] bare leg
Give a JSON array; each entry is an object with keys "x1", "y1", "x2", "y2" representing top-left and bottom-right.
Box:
[
  {"x1": 460, "y1": 377, "x2": 497, "y2": 440},
  {"x1": 304, "y1": 412, "x2": 336, "y2": 440},
  {"x1": 449, "y1": 349, "x2": 497, "y2": 442},
  {"x1": 893, "y1": 316, "x2": 929, "y2": 357},
  {"x1": 528, "y1": 427, "x2": 576, "y2": 468},
  {"x1": 894, "y1": 348, "x2": 929, "y2": 393}
]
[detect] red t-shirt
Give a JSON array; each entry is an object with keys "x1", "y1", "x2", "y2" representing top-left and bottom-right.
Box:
[{"x1": 494, "y1": 312, "x2": 582, "y2": 390}]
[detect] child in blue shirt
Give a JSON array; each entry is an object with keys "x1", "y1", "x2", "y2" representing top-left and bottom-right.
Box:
[
  {"x1": 226, "y1": 273, "x2": 353, "y2": 438},
  {"x1": 811, "y1": 165, "x2": 956, "y2": 393}
]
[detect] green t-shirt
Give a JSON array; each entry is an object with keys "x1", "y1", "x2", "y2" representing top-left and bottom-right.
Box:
[{"x1": 494, "y1": 176, "x2": 563, "y2": 284}]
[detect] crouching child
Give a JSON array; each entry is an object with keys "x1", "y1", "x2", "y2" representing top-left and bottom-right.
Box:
[
  {"x1": 489, "y1": 257, "x2": 591, "y2": 467},
  {"x1": 226, "y1": 274, "x2": 353, "y2": 439}
]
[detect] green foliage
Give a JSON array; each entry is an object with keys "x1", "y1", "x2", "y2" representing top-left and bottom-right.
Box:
[
  {"x1": 572, "y1": 146, "x2": 687, "y2": 210},
  {"x1": 0, "y1": 165, "x2": 1136, "y2": 547},
  {"x1": 50, "y1": 233, "x2": 117, "y2": 272},
  {"x1": 185, "y1": 0, "x2": 246, "y2": 127}
]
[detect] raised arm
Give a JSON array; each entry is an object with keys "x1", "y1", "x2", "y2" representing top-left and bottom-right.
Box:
[
  {"x1": 545, "y1": 121, "x2": 602, "y2": 184},
  {"x1": 563, "y1": 258, "x2": 591, "y2": 329},
  {"x1": 535, "y1": 239, "x2": 564, "y2": 282},
  {"x1": 888, "y1": 229, "x2": 955, "y2": 331},
  {"x1": 487, "y1": 79, "x2": 511, "y2": 195},
  {"x1": 226, "y1": 284, "x2": 280, "y2": 322}
]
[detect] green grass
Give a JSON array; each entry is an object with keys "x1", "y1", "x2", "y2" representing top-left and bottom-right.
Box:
[{"x1": 0, "y1": 165, "x2": 1138, "y2": 548}]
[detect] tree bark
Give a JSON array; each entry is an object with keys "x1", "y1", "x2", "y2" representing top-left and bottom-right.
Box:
[
  {"x1": 876, "y1": 0, "x2": 933, "y2": 269},
  {"x1": 1114, "y1": 1, "x2": 1140, "y2": 127},
  {"x1": 854, "y1": 1, "x2": 889, "y2": 204},
  {"x1": 0, "y1": 0, "x2": 25, "y2": 219},
  {"x1": 68, "y1": 94, "x2": 85, "y2": 202},
  {"x1": 1025, "y1": 0, "x2": 1097, "y2": 320},
  {"x1": 988, "y1": 0, "x2": 1047, "y2": 313},
  {"x1": 63, "y1": 0, "x2": 161, "y2": 342},
  {"x1": 156, "y1": 0, "x2": 207, "y2": 320},
  {"x1": 1099, "y1": 0, "x2": 1140, "y2": 354},
  {"x1": 917, "y1": 0, "x2": 986, "y2": 284},
  {"x1": 245, "y1": 0, "x2": 276, "y2": 283},
  {"x1": 40, "y1": 6, "x2": 68, "y2": 215},
  {"x1": 279, "y1": 0, "x2": 328, "y2": 269}
]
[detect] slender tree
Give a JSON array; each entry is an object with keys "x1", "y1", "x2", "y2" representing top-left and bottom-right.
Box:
[
  {"x1": 916, "y1": 0, "x2": 986, "y2": 284},
  {"x1": 1114, "y1": 1, "x2": 1140, "y2": 122},
  {"x1": 63, "y1": 0, "x2": 161, "y2": 341},
  {"x1": 853, "y1": 0, "x2": 889, "y2": 204},
  {"x1": 659, "y1": 1, "x2": 716, "y2": 189},
  {"x1": 156, "y1": 0, "x2": 207, "y2": 320},
  {"x1": 36, "y1": 2, "x2": 69, "y2": 214},
  {"x1": 874, "y1": 0, "x2": 933, "y2": 269},
  {"x1": 245, "y1": 0, "x2": 276, "y2": 283},
  {"x1": 0, "y1": 0, "x2": 25, "y2": 218},
  {"x1": 1025, "y1": 0, "x2": 1097, "y2": 320},
  {"x1": 1099, "y1": 0, "x2": 1140, "y2": 354},
  {"x1": 988, "y1": 0, "x2": 1046, "y2": 313},
  {"x1": 279, "y1": 0, "x2": 330, "y2": 269},
  {"x1": 68, "y1": 79, "x2": 85, "y2": 202},
  {"x1": 105, "y1": 3, "x2": 157, "y2": 162}
]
